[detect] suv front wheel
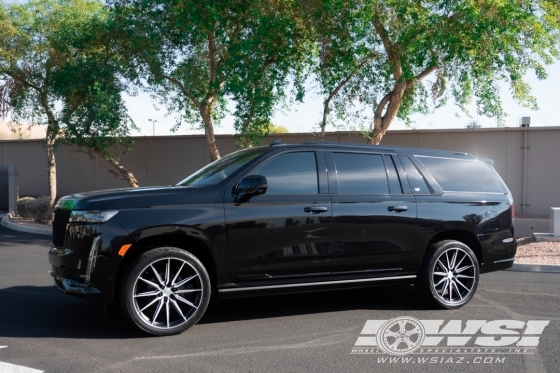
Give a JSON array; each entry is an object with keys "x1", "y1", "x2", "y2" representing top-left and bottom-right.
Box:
[
  {"x1": 120, "y1": 247, "x2": 211, "y2": 336},
  {"x1": 416, "y1": 240, "x2": 479, "y2": 309}
]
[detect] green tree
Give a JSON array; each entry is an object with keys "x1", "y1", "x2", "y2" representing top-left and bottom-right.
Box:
[
  {"x1": 308, "y1": 0, "x2": 560, "y2": 144},
  {"x1": 111, "y1": 0, "x2": 309, "y2": 160},
  {"x1": 0, "y1": 0, "x2": 139, "y2": 210}
]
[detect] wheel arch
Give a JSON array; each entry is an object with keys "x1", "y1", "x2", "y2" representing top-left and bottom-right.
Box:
[
  {"x1": 114, "y1": 229, "x2": 220, "y2": 301},
  {"x1": 424, "y1": 229, "x2": 482, "y2": 266}
]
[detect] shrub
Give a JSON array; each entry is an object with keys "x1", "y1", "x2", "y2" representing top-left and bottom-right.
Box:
[
  {"x1": 16, "y1": 197, "x2": 35, "y2": 219},
  {"x1": 26, "y1": 196, "x2": 51, "y2": 223}
]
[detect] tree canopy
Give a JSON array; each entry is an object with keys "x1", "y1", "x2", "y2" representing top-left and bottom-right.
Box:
[
  {"x1": 110, "y1": 0, "x2": 310, "y2": 160},
  {"x1": 308, "y1": 0, "x2": 560, "y2": 143},
  {"x1": 0, "y1": 0, "x2": 139, "y2": 208}
]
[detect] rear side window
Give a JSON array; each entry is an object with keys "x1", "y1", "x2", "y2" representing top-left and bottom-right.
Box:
[
  {"x1": 417, "y1": 156, "x2": 503, "y2": 193},
  {"x1": 333, "y1": 153, "x2": 389, "y2": 194},
  {"x1": 399, "y1": 155, "x2": 431, "y2": 194}
]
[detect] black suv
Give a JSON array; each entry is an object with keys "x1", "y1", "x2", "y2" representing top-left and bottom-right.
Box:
[{"x1": 49, "y1": 141, "x2": 516, "y2": 335}]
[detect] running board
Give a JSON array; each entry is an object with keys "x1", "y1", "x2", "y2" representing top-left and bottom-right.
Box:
[{"x1": 218, "y1": 275, "x2": 417, "y2": 293}]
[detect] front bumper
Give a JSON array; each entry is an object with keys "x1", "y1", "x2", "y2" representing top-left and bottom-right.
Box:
[{"x1": 51, "y1": 272, "x2": 104, "y2": 302}]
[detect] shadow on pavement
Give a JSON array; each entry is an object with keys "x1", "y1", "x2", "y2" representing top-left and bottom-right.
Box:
[
  {"x1": 0, "y1": 284, "x2": 429, "y2": 339},
  {"x1": 200, "y1": 284, "x2": 430, "y2": 325}
]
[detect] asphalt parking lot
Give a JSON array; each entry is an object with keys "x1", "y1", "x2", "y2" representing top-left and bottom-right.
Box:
[{"x1": 0, "y1": 224, "x2": 559, "y2": 373}]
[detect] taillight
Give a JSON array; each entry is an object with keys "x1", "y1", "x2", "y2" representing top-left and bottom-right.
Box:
[{"x1": 510, "y1": 204, "x2": 515, "y2": 219}]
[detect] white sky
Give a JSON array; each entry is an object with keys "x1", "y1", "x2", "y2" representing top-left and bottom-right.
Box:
[{"x1": 126, "y1": 61, "x2": 560, "y2": 137}]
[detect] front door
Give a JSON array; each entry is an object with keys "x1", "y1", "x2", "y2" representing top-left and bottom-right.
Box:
[{"x1": 224, "y1": 150, "x2": 332, "y2": 284}]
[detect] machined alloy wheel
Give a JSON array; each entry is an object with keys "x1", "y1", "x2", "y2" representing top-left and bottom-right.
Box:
[
  {"x1": 416, "y1": 240, "x2": 479, "y2": 309},
  {"x1": 120, "y1": 247, "x2": 210, "y2": 336}
]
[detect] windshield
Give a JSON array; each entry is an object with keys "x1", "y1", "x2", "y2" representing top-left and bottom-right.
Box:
[{"x1": 177, "y1": 146, "x2": 268, "y2": 187}]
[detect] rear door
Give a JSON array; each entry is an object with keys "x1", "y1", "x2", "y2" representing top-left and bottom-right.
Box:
[{"x1": 327, "y1": 150, "x2": 419, "y2": 278}]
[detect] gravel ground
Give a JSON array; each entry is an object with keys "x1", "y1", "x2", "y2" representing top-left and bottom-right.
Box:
[
  {"x1": 515, "y1": 213, "x2": 549, "y2": 219},
  {"x1": 515, "y1": 236, "x2": 560, "y2": 265}
]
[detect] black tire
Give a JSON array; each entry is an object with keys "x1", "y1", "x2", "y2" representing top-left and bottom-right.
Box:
[
  {"x1": 120, "y1": 247, "x2": 211, "y2": 336},
  {"x1": 415, "y1": 240, "x2": 479, "y2": 309}
]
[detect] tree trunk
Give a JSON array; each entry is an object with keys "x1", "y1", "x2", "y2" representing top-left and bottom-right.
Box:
[
  {"x1": 320, "y1": 103, "x2": 328, "y2": 141},
  {"x1": 46, "y1": 138, "x2": 57, "y2": 208},
  {"x1": 200, "y1": 105, "x2": 221, "y2": 161},
  {"x1": 93, "y1": 149, "x2": 139, "y2": 187}
]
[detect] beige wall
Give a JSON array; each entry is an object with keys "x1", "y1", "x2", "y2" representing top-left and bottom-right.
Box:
[{"x1": 1, "y1": 127, "x2": 558, "y2": 215}]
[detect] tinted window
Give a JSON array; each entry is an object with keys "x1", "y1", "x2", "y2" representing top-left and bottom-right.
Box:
[
  {"x1": 178, "y1": 147, "x2": 267, "y2": 186},
  {"x1": 399, "y1": 155, "x2": 431, "y2": 194},
  {"x1": 333, "y1": 153, "x2": 389, "y2": 195},
  {"x1": 417, "y1": 156, "x2": 504, "y2": 193},
  {"x1": 251, "y1": 152, "x2": 318, "y2": 194}
]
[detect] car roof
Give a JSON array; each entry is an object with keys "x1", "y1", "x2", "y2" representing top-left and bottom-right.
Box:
[{"x1": 270, "y1": 141, "x2": 476, "y2": 160}]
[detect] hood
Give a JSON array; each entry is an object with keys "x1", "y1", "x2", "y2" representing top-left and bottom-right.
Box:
[{"x1": 56, "y1": 186, "x2": 198, "y2": 210}]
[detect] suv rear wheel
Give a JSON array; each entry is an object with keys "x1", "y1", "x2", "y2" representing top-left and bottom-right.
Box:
[
  {"x1": 416, "y1": 240, "x2": 479, "y2": 309},
  {"x1": 120, "y1": 247, "x2": 211, "y2": 336}
]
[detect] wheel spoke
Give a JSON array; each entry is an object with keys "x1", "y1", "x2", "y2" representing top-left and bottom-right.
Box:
[
  {"x1": 175, "y1": 289, "x2": 202, "y2": 294},
  {"x1": 454, "y1": 252, "x2": 467, "y2": 270},
  {"x1": 440, "y1": 279, "x2": 449, "y2": 297},
  {"x1": 385, "y1": 330, "x2": 401, "y2": 337},
  {"x1": 437, "y1": 259, "x2": 448, "y2": 272},
  {"x1": 151, "y1": 298, "x2": 164, "y2": 325},
  {"x1": 171, "y1": 262, "x2": 186, "y2": 286},
  {"x1": 138, "y1": 296, "x2": 161, "y2": 313},
  {"x1": 452, "y1": 281, "x2": 463, "y2": 300},
  {"x1": 456, "y1": 265, "x2": 473, "y2": 273},
  {"x1": 175, "y1": 294, "x2": 198, "y2": 309},
  {"x1": 405, "y1": 326, "x2": 421, "y2": 337},
  {"x1": 175, "y1": 274, "x2": 198, "y2": 288},
  {"x1": 433, "y1": 271, "x2": 447, "y2": 276},
  {"x1": 450, "y1": 249, "x2": 458, "y2": 270},
  {"x1": 138, "y1": 276, "x2": 160, "y2": 290},
  {"x1": 456, "y1": 274, "x2": 474, "y2": 279},
  {"x1": 166, "y1": 299, "x2": 170, "y2": 328},
  {"x1": 170, "y1": 298, "x2": 187, "y2": 321},
  {"x1": 445, "y1": 251, "x2": 451, "y2": 271},
  {"x1": 455, "y1": 278, "x2": 471, "y2": 292},
  {"x1": 165, "y1": 259, "x2": 170, "y2": 285},
  {"x1": 134, "y1": 290, "x2": 159, "y2": 298},
  {"x1": 150, "y1": 264, "x2": 165, "y2": 286},
  {"x1": 448, "y1": 279, "x2": 453, "y2": 302},
  {"x1": 434, "y1": 277, "x2": 447, "y2": 287}
]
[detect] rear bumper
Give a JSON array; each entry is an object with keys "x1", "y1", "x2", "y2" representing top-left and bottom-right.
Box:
[{"x1": 480, "y1": 238, "x2": 517, "y2": 274}]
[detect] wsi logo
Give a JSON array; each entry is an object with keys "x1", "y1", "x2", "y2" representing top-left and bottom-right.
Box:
[{"x1": 354, "y1": 317, "x2": 550, "y2": 355}]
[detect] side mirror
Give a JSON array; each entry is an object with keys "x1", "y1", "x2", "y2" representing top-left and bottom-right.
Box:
[{"x1": 235, "y1": 175, "x2": 268, "y2": 203}]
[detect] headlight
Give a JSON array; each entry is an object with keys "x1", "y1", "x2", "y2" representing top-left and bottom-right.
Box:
[{"x1": 69, "y1": 210, "x2": 119, "y2": 223}]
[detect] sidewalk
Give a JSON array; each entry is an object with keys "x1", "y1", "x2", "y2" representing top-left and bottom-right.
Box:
[{"x1": 0, "y1": 213, "x2": 52, "y2": 236}]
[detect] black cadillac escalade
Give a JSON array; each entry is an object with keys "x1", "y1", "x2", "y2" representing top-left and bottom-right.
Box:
[{"x1": 49, "y1": 141, "x2": 516, "y2": 336}]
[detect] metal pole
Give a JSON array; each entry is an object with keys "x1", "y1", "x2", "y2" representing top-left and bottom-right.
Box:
[{"x1": 522, "y1": 129, "x2": 528, "y2": 214}]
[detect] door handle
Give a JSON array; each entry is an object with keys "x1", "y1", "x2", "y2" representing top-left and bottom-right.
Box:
[
  {"x1": 304, "y1": 206, "x2": 328, "y2": 213},
  {"x1": 388, "y1": 206, "x2": 408, "y2": 212}
]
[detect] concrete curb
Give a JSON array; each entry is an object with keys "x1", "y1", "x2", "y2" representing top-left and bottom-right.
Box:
[
  {"x1": 0, "y1": 213, "x2": 52, "y2": 236},
  {"x1": 506, "y1": 263, "x2": 560, "y2": 274}
]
